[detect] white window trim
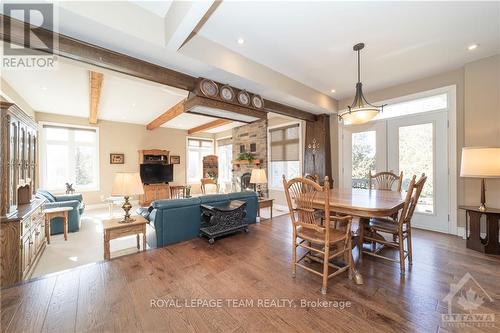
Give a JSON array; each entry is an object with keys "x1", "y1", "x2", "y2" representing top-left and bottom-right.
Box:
[
  {"x1": 185, "y1": 136, "x2": 215, "y2": 185},
  {"x1": 267, "y1": 121, "x2": 303, "y2": 191},
  {"x1": 39, "y1": 121, "x2": 100, "y2": 193},
  {"x1": 337, "y1": 85, "x2": 457, "y2": 236}
]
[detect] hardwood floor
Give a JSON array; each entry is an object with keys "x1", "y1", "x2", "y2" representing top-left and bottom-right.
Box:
[{"x1": 1, "y1": 215, "x2": 499, "y2": 333}]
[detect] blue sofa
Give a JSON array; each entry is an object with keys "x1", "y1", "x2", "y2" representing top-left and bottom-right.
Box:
[
  {"x1": 36, "y1": 190, "x2": 85, "y2": 235},
  {"x1": 145, "y1": 191, "x2": 258, "y2": 248}
]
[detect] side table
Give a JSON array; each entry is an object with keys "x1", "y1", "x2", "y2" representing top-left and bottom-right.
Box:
[
  {"x1": 43, "y1": 206, "x2": 73, "y2": 244},
  {"x1": 258, "y1": 198, "x2": 274, "y2": 219},
  {"x1": 460, "y1": 205, "x2": 500, "y2": 254},
  {"x1": 103, "y1": 215, "x2": 148, "y2": 260}
]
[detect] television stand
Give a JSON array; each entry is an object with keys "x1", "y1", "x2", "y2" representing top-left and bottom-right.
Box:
[
  {"x1": 140, "y1": 183, "x2": 170, "y2": 206},
  {"x1": 138, "y1": 149, "x2": 171, "y2": 206}
]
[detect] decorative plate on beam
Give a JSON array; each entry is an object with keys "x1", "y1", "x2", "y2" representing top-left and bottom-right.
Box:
[
  {"x1": 220, "y1": 85, "x2": 235, "y2": 102},
  {"x1": 251, "y1": 95, "x2": 264, "y2": 109},
  {"x1": 199, "y1": 79, "x2": 219, "y2": 97},
  {"x1": 237, "y1": 90, "x2": 250, "y2": 106}
]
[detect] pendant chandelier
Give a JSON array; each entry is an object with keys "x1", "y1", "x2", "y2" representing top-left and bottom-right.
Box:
[{"x1": 338, "y1": 43, "x2": 386, "y2": 125}]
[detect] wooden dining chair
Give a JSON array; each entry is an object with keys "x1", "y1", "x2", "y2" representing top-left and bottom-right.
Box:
[
  {"x1": 170, "y1": 186, "x2": 185, "y2": 199},
  {"x1": 304, "y1": 173, "x2": 320, "y2": 184},
  {"x1": 201, "y1": 178, "x2": 219, "y2": 194},
  {"x1": 283, "y1": 176, "x2": 353, "y2": 294},
  {"x1": 359, "y1": 174, "x2": 427, "y2": 275},
  {"x1": 368, "y1": 171, "x2": 403, "y2": 192}
]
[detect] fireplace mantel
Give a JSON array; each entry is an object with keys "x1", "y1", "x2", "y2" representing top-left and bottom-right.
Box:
[{"x1": 232, "y1": 160, "x2": 261, "y2": 167}]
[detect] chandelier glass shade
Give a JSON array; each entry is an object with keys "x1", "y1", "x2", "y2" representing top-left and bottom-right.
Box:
[{"x1": 339, "y1": 43, "x2": 386, "y2": 125}]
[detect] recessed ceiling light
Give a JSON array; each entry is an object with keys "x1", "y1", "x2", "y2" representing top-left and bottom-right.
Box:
[
  {"x1": 330, "y1": 89, "x2": 336, "y2": 93},
  {"x1": 467, "y1": 44, "x2": 479, "y2": 51},
  {"x1": 237, "y1": 38, "x2": 245, "y2": 45},
  {"x1": 41, "y1": 86, "x2": 47, "y2": 91}
]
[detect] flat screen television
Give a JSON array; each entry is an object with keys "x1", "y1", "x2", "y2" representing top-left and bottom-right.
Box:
[{"x1": 140, "y1": 164, "x2": 173, "y2": 184}]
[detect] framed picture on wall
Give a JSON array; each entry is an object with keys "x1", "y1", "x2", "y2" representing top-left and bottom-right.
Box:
[
  {"x1": 170, "y1": 155, "x2": 180, "y2": 164},
  {"x1": 110, "y1": 153, "x2": 125, "y2": 164}
]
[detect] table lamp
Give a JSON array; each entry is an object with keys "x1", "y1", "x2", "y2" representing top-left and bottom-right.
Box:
[
  {"x1": 250, "y1": 168, "x2": 267, "y2": 198},
  {"x1": 460, "y1": 147, "x2": 500, "y2": 211},
  {"x1": 111, "y1": 172, "x2": 144, "y2": 223}
]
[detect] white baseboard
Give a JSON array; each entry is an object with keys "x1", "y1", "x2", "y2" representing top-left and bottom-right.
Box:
[{"x1": 457, "y1": 227, "x2": 466, "y2": 239}]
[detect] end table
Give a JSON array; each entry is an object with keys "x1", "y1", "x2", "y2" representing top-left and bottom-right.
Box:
[
  {"x1": 43, "y1": 206, "x2": 73, "y2": 244},
  {"x1": 258, "y1": 198, "x2": 274, "y2": 219},
  {"x1": 103, "y1": 215, "x2": 148, "y2": 260},
  {"x1": 460, "y1": 205, "x2": 500, "y2": 254}
]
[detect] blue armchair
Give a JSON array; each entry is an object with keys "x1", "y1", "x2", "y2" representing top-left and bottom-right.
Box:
[{"x1": 36, "y1": 190, "x2": 85, "y2": 235}]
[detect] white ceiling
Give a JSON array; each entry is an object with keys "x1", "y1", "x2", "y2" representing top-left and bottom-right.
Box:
[
  {"x1": 1, "y1": 1, "x2": 499, "y2": 127},
  {"x1": 0, "y1": 58, "x2": 243, "y2": 132},
  {"x1": 198, "y1": 1, "x2": 500, "y2": 99}
]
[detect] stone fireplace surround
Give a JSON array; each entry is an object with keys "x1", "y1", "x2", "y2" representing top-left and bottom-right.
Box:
[{"x1": 231, "y1": 120, "x2": 268, "y2": 197}]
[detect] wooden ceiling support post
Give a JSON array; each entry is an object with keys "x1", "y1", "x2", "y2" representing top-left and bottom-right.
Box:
[
  {"x1": 146, "y1": 98, "x2": 187, "y2": 130},
  {"x1": 188, "y1": 119, "x2": 231, "y2": 134},
  {"x1": 89, "y1": 71, "x2": 103, "y2": 124}
]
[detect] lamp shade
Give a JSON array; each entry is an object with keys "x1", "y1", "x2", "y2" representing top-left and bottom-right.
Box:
[
  {"x1": 339, "y1": 108, "x2": 380, "y2": 125},
  {"x1": 111, "y1": 172, "x2": 145, "y2": 196},
  {"x1": 250, "y1": 169, "x2": 267, "y2": 184},
  {"x1": 460, "y1": 147, "x2": 500, "y2": 178}
]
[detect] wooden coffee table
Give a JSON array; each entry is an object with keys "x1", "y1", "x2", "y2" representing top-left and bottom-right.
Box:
[
  {"x1": 43, "y1": 206, "x2": 73, "y2": 244},
  {"x1": 258, "y1": 198, "x2": 274, "y2": 219},
  {"x1": 103, "y1": 215, "x2": 148, "y2": 260}
]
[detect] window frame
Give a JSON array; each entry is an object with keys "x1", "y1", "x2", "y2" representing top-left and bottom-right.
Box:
[
  {"x1": 39, "y1": 121, "x2": 100, "y2": 193},
  {"x1": 267, "y1": 121, "x2": 303, "y2": 191},
  {"x1": 185, "y1": 136, "x2": 215, "y2": 184}
]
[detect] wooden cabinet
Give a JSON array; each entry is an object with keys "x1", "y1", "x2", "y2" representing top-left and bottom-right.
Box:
[
  {"x1": 1, "y1": 102, "x2": 38, "y2": 217},
  {"x1": 1, "y1": 199, "x2": 46, "y2": 287},
  {"x1": 1, "y1": 102, "x2": 43, "y2": 288},
  {"x1": 141, "y1": 183, "x2": 170, "y2": 206},
  {"x1": 138, "y1": 150, "x2": 171, "y2": 206}
]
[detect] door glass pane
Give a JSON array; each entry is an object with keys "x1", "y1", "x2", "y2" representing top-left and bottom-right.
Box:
[
  {"x1": 399, "y1": 123, "x2": 433, "y2": 214},
  {"x1": 351, "y1": 131, "x2": 376, "y2": 189}
]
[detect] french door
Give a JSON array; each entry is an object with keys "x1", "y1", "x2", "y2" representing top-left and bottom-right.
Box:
[{"x1": 341, "y1": 111, "x2": 449, "y2": 233}]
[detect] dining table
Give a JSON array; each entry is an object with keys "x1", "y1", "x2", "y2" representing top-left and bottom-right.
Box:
[{"x1": 310, "y1": 188, "x2": 405, "y2": 285}]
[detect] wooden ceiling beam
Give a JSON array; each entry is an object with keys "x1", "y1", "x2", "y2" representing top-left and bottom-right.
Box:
[
  {"x1": 0, "y1": 15, "x2": 196, "y2": 91},
  {"x1": 146, "y1": 98, "x2": 187, "y2": 130},
  {"x1": 263, "y1": 99, "x2": 317, "y2": 122},
  {"x1": 188, "y1": 119, "x2": 231, "y2": 135},
  {"x1": 0, "y1": 14, "x2": 319, "y2": 122},
  {"x1": 89, "y1": 71, "x2": 103, "y2": 124}
]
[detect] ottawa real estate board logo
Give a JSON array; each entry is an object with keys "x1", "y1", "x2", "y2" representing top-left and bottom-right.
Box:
[
  {"x1": 441, "y1": 272, "x2": 495, "y2": 328},
  {"x1": 2, "y1": 2, "x2": 58, "y2": 70}
]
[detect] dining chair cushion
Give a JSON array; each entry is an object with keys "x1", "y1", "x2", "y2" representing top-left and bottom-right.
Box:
[{"x1": 297, "y1": 226, "x2": 347, "y2": 244}]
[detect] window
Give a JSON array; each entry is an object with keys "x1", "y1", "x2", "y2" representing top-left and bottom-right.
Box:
[
  {"x1": 269, "y1": 124, "x2": 301, "y2": 189},
  {"x1": 217, "y1": 138, "x2": 233, "y2": 191},
  {"x1": 187, "y1": 138, "x2": 214, "y2": 183},
  {"x1": 40, "y1": 123, "x2": 99, "y2": 192},
  {"x1": 376, "y1": 93, "x2": 447, "y2": 121},
  {"x1": 343, "y1": 93, "x2": 448, "y2": 125}
]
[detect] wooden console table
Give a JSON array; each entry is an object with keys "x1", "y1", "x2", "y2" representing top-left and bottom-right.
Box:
[
  {"x1": 103, "y1": 215, "x2": 147, "y2": 260},
  {"x1": 460, "y1": 206, "x2": 500, "y2": 254}
]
